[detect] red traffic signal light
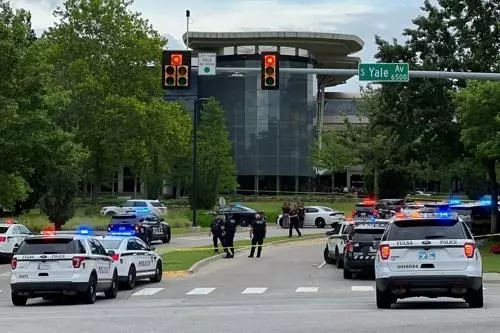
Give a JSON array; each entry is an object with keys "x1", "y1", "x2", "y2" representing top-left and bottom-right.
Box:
[
  {"x1": 261, "y1": 52, "x2": 279, "y2": 90},
  {"x1": 171, "y1": 54, "x2": 182, "y2": 66},
  {"x1": 162, "y1": 50, "x2": 191, "y2": 89}
]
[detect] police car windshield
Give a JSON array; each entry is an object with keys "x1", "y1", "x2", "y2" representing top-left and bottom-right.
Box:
[
  {"x1": 100, "y1": 240, "x2": 122, "y2": 249},
  {"x1": 389, "y1": 219, "x2": 464, "y2": 240},
  {"x1": 111, "y1": 216, "x2": 137, "y2": 223},
  {"x1": 17, "y1": 238, "x2": 78, "y2": 255},
  {"x1": 0, "y1": 227, "x2": 8, "y2": 233},
  {"x1": 353, "y1": 229, "x2": 384, "y2": 242}
]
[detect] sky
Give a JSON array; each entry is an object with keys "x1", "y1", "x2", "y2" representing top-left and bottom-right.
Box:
[{"x1": 10, "y1": 0, "x2": 427, "y2": 92}]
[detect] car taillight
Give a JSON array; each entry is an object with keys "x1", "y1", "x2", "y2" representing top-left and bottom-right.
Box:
[
  {"x1": 11, "y1": 258, "x2": 17, "y2": 270},
  {"x1": 346, "y1": 241, "x2": 354, "y2": 253},
  {"x1": 373, "y1": 209, "x2": 379, "y2": 217},
  {"x1": 0, "y1": 235, "x2": 6, "y2": 242},
  {"x1": 379, "y1": 244, "x2": 391, "y2": 260},
  {"x1": 72, "y1": 256, "x2": 85, "y2": 268},
  {"x1": 464, "y1": 242, "x2": 476, "y2": 258},
  {"x1": 135, "y1": 224, "x2": 141, "y2": 232},
  {"x1": 111, "y1": 253, "x2": 120, "y2": 261}
]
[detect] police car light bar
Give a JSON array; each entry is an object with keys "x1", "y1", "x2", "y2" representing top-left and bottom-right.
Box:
[{"x1": 394, "y1": 211, "x2": 458, "y2": 219}]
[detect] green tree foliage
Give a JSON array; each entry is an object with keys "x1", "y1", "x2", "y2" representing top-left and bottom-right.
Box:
[
  {"x1": 454, "y1": 81, "x2": 500, "y2": 232},
  {"x1": 311, "y1": 129, "x2": 357, "y2": 193},
  {"x1": 44, "y1": 0, "x2": 166, "y2": 202},
  {"x1": 188, "y1": 98, "x2": 238, "y2": 209}
]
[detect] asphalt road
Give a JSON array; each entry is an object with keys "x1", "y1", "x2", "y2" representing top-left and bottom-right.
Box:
[{"x1": 1, "y1": 238, "x2": 500, "y2": 332}]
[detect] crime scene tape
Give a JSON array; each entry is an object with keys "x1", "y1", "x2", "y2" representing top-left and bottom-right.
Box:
[{"x1": 473, "y1": 233, "x2": 500, "y2": 239}]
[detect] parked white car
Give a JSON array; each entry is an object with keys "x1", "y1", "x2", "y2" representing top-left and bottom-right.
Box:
[
  {"x1": 100, "y1": 199, "x2": 167, "y2": 217},
  {"x1": 277, "y1": 206, "x2": 345, "y2": 228},
  {"x1": 0, "y1": 221, "x2": 32, "y2": 260}
]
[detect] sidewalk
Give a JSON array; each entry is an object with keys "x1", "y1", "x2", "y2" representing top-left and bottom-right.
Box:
[{"x1": 484, "y1": 273, "x2": 500, "y2": 282}]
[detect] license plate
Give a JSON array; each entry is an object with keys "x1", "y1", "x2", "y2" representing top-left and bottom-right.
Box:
[
  {"x1": 38, "y1": 263, "x2": 50, "y2": 270},
  {"x1": 418, "y1": 250, "x2": 436, "y2": 260},
  {"x1": 361, "y1": 213, "x2": 366, "y2": 216}
]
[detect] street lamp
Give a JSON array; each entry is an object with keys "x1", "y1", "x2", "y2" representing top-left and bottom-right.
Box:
[{"x1": 192, "y1": 97, "x2": 209, "y2": 227}]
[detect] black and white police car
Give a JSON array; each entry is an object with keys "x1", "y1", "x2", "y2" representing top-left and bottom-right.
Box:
[
  {"x1": 95, "y1": 235, "x2": 163, "y2": 289},
  {"x1": 374, "y1": 211, "x2": 483, "y2": 309},
  {"x1": 107, "y1": 213, "x2": 171, "y2": 245},
  {"x1": 10, "y1": 228, "x2": 119, "y2": 306},
  {"x1": 343, "y1": 219, "x2": 390, "y2": 279}
]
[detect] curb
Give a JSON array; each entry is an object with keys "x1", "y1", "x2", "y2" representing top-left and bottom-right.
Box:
[{"x1": 162, "y1": 235, "x2": 324, "y2": 277}]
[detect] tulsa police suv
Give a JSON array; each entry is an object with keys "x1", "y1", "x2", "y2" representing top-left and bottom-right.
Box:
[
  {"x1": 10, "y1": 230, "x2": 119, "y2": 306},
  {"x1": 374, "y1": 211, "x2": 483, "y2": 309},
  {"x1": 107, "y1": 214, "x2": 171, "y2": 245},
  {"x1": 95, "y1": 235, "x2": 163, "y2": 290}
]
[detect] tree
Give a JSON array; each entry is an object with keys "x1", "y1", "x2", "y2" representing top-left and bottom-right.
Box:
[
  {"x1": 454, "y1": 81, "x2": 500, "y2": 233},
  {"x1": 44, "y1": 0, "x2": 166, "y2": 203},
  {"x1": 188, "y1": 98, "x2": 238, "y2": 209},
  {"x1": 311, "y1": 129, "x2": 357, "y2": 195}
]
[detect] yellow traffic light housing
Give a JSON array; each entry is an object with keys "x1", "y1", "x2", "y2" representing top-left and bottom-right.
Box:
[
  {"x1": 162, "y1": 50, "x2": 191, "y2": 89},
  {"x1": 261, "y1": 52, "x2": 279, "y2": 90}
]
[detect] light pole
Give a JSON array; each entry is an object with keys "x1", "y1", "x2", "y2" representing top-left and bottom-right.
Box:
[{"x1": 192, "y1": 97, "x2": 209, "y2": 227}]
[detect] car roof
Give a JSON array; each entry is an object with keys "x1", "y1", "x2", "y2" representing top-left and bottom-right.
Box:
[
  {"x1": 94, "y1": 235, "x2": 129, "y2": 241},
  {"x1": 0, "y1": 223, "x2": 15, "y2": 228}
]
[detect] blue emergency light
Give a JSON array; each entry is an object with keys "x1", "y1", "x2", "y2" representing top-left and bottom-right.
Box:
[
  {"x1": 76, "y1": 225, "x2": 93, "y2": 235},
  {"x1": 110, "y1": 231, "x2": 134, "y2": 236}
]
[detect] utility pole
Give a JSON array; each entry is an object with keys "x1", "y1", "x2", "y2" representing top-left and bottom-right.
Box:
[{"x1": 185, "y1": 10, "x2": 190, "y2": 50}]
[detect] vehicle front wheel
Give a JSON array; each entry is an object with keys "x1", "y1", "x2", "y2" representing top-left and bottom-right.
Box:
[
  {"x1": 105, "y1": 271, "x2": 118, "y2": 299},
  {"x1": 324, "y1": 247, "x2": 335, "y2": 265},
  {"x1": 376, "y1": 288, "x2": 392, "y2": 309},
  {"x1": 151, "y1": 261, "x2": 163, "y2": 283},
  {"x1": 11, "y1": 293, "x2": 27, "y2": 306},
  {"x1": 162, "y1": 231, "x2": 171, "y2": 244},
  {"x1": 315, "y1": 218, "x2": 326, "y2": 228},
  {"x1": 466, "y1": 286, "x2": 484, "y2": 308},
  {"x1": 335, "y1": 250, "x2": 343, "y2": 269}
]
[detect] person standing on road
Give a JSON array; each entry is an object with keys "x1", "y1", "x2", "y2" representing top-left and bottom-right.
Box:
[
  {"x1": 282, "y1": 201, "x2": 291, "y2": 228},
  {"x1": 209, "y1": 211, "x2": 225, "y2": 253},
  {"x1": 297, "y1": 202, "x2": 305, "y2": 228},
  {"x1": 223, "y1": 214, "x2": 236, "y2": 258},
  {"x1": 248, "y1": 213, "x2": 266, "y2": 258},
  {"x1": 289, "y1": 203, "x2": 302, "y2": 237}
]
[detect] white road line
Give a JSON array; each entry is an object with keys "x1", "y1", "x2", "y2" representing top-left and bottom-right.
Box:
[
  {"x1": 351, "y1": 286, "x2": 374, "y2": 292},
  {"x1": 241, "y1": 288, "x2": 267, "y2": 294},
  {"x1": 317, "y1": 261, "x2": 327, "y2": 269},
  {"x1": 0, "y1": 273, "x2": 9, "y2": 277},
  {"x1": 186, "y1": 288, "x2": 216, "y2": 295},
  {"x1": 296, "y1": 287, "x2": 319, "y2": 293},
  {"x1": 132, "y1": 288, "x2": 164, "y2": 296}
]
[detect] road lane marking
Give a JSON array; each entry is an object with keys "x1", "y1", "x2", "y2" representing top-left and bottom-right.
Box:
[
  {"x1": 186, "y1": 288, "x2": 216, "y2": 295},
  {"x1": 351, "y1": 286, "x2": 374, "y2": 292},
  {"x1": 296, "y1": 287, "x2": 319, "y2": 293},
  {"x1": 132, "y1": 288, "x2": 164, "y2": 296},
  {"x1": 0, "y1": 273, "x2": 9, "y2": 277},
  {"x1": 241, "y1": 288, "x2": 267, "y2": 294},
  {"x1": 317, "y1": 261, "x2": 327, "y2": 269}
]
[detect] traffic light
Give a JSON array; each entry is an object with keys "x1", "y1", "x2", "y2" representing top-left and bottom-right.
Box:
[
  {"x1": 261, "y1": 52, "x2": 279, "y2": 90},
  {"x1": 162, "y1": 50, "x2": 192, "y2": 89}
]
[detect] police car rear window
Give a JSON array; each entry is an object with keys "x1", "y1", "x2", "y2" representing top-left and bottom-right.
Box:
[
  {"x1": 352, "y1": 229, "x2": 385, "y2": 242},
  {"x1": 17, "y1": 238, "x2": 81, "y2": 255},
  {"x1": 388, "y1": 219, "x2": 464, "y2": 240},
  {"x1": 0, "y1": 227, "x2": 8, "y2": 233},
  {"x1": 100, "y1": 240, "x2": 122, "y2": 249},
  {"x1": 111, "y1": 216, "x2": 138, "y2": 223}
]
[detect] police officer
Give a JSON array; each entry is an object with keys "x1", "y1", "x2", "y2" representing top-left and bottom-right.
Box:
[
  {"x1": 223, "y1": 213, "x2": 237, "y2": 258},
  {"x1": 248, "y1": 213, "x2": 266, "y2": 258},
  {"x1": 209, "y1": 211, "x2": 224, "y2": 253},
  {"x1": 282, "y1": 201, "x2": 291, "y2": 228},
  {"x1": 297, "y1": 202, "x2": 305, "y2": 228},
  {"x1": 289, "y1": 203, "x2": 302, "y2": 237}
]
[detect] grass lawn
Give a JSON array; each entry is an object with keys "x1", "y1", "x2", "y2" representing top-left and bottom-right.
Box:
[{"x1": 161, "y1": 234, "x2": 323, "y2": 271}]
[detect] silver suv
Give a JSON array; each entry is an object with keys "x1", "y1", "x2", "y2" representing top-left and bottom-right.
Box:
[{"x1": 374, "y1": 211, "x2": 483, "y2": 309}]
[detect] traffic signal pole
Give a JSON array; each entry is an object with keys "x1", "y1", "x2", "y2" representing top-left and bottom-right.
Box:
[{"x1": 215, "y1": 67, "x2": 500, "y2": 80}]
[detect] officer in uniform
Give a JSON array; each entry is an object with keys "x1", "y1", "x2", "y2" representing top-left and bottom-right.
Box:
[
  {"x1": 223, "y1": 213, "x2": 236, "y2": 258},
  {"x1": 248, "y1": 213, "x2": 266, "y2": 258},
  {"x1": 209, "y1": 210, "x2": 225, "y2": 253},
  {"x1": 297, "y1": 202, "x2": 305, "y2": 228},
  {"x1": 289, "y1": 203, "x2": 302, "y2": 237}
]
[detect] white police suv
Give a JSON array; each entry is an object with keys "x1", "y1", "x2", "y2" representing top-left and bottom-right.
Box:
[
  {"x1": 375, "y1": 211, "x2": 483, "y2": 309},
  {"x1": 95, "y1": 235, "x2": 163, "y2": 290},
  {"x1": 10, "y1": 230, "x2": 119, "y2": 306}
]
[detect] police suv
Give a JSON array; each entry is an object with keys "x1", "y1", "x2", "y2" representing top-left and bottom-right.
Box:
[
  {"x1": 343, "y1": 220, "x2": 389, "y2": 279},
  {"x1": 107, "y1": 214, "x2": 171, "y2": 245},
  {"x1": 10, "y1": 231, "x2": 119, "y2": 306},
  {"x1": 95, "y1": 235, "x2": 163, "y2": 289},
  {"x1": 374, "y1": 211, "x2": 483, "y2": 309}
]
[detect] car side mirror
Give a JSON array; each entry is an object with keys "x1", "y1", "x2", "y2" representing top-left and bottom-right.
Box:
[
  {"x1": 341, "y1": 234, "x2": 348, "y2": 241},
  {"x1": 107, "y1": 250, "x2": 115, "y2": 257},
  {"x1": 13, "y1": 247, "x2": 19, "y2": 254},
  {"x1": 149, "y1": 246, "x2": 156, "y2": 251}
]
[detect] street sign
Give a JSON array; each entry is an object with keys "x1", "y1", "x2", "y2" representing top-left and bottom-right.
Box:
[
  {"x1": 198, "y1": 52, "x2": 216, "y2": 76},
  {"x1": 218, "y1": 196, "x2": 226, "y2": 207},
  {"x1": 358, "y1": 63, "x2": 409, "y2": 82}
]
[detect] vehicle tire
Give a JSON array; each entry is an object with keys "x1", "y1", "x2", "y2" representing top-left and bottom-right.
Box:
[
  {"x1": 278, "y1": 217, "x2": 283, "y2": 228},
  {"x1": 151, "y1": 261, "x2": 163, "y2": 283},
  {"x1": 324, "y1": 246, "x2": 335, "y2": 264},
  {"x1": 315, "y1": 218, "x2": 326, "y2": 228},
  {"x1": 335, "y1": 249, "x2": 343, "y2": 269},
  {"x1": 104, "y1": 270, "x2": 118, "y2": 299},
  {"x1": 343, "y1": 268, "x2": 352, "y2": 279},
  {"x1": 81, "y1": 273, "x2": 97, "y2": 304},
  {"x1": 106, "y1": 211, "x2": 116, "y2": 216},
  {"x1": 11, "y1": 293, "x2": 27, "y2": 306},
  {"x1": 162, "y1": 231, "x2": 171, "y2": 244},
  {"x1": 466, "y1": 286, "x2": 484, "y2": 308},
  {"x1": 376, "y1": 288, "x2": 392, "y2": 309},
  {"x1": 124, "y1": 265, "x2": 136, "y2": 290}
]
